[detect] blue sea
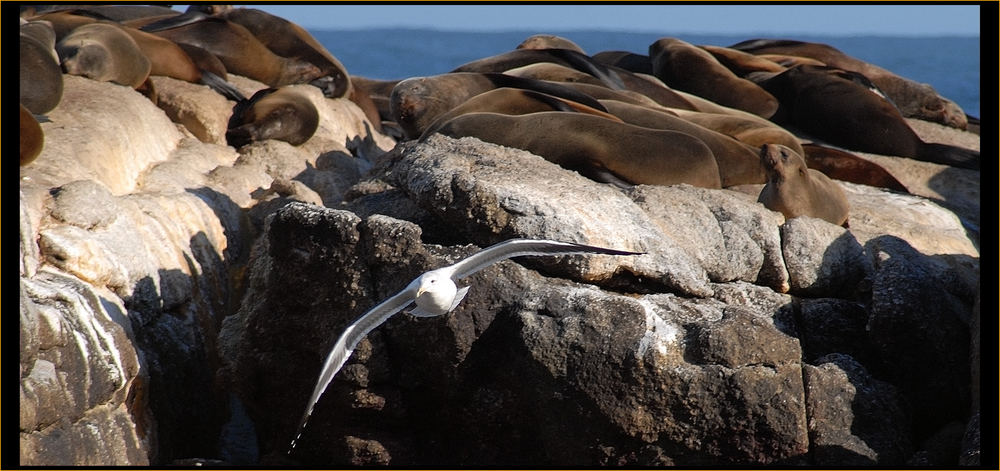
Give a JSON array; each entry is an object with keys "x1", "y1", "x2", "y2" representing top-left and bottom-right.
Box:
[{"x1": 310, "y1": 30, "x2": 981, "y2": 118}]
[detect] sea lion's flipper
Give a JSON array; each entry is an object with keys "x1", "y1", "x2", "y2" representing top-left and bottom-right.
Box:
[
  {"x1": 200, "y1": 71, "x2": 246, "y2": 102},
  {"x1": 139, "y1": 10, "x2": 212, "y2": 32},
  {"x1": 918, "y1": 143, "x2": 980, "y2": 170},
  {"x1": 802, "y1": 143, "x2": 909, "y2": 193},
  {"x1": 550, "y1": 48, "x2": 627, "y2": 90},
  {"x1": 728, "y1": 38, "x2": 807, "y2": 52}
]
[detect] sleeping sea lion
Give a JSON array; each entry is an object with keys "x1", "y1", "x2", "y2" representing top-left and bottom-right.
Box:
[
  {"x1": 389, "y1": 72, "x2": 609, "y2": 139},
  {"x1": 434, "y1": 111, "x2": 722, "y2": 189},
  {"x1": 56, "y1": 22, "x2": 151, "y2": 88},
  {"x1": 21, "y1": 23, "x2": 64, "y2": 114},
  {"x1": 20, "y1": 104, "x2": 45, "y2": 166},
  {"x1": 516, "y1": 34, "x2": 586, "y2": 54},
  {"x1": 649, "y1": 37, "x2": 779, "y2": 118},
  {"x1": 729, "y1": 38, "x2": 969, "y2": 129},
  {"x1": 227, "y1": 86, "x2": 320, "y2": 147},
  {"x1": 598, "y1": 99, "x2": 766, "y2": 186},
  {"x1": 419, "y1": 87, "x2": 623, "y2": 140},
  {"x1": 753, "y1": 64, "x2": 979, "y2": 169}
]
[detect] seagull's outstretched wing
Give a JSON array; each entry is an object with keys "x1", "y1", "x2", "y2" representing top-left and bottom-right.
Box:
[
  {"x1": 450, "y1": 239, "x2": 642, "y2": 280},
  {"x1": 290, "y1": 285, "x2": 417, "y2": 451}
]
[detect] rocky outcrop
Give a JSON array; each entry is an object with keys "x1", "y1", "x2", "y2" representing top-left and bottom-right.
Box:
[
  {"x1": 19, "y1": 74, "x2": 393, "y2": 465},
  {"x1": 20, "y1": 70, "x2": 978, "y2": 467}
]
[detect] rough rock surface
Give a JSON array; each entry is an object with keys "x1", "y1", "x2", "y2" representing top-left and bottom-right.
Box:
[{"x1": 20, "y1": 69, "x2": 979, "y2": 467}]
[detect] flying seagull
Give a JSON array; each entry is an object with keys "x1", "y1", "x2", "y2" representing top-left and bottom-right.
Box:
[{"x1": 289, "y1": 238, "x2": 642, "y2": 452}]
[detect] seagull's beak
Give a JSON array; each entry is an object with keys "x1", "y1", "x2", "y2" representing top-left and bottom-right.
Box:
[{"x1": 415, "y1": 285, "x2": 426, "y2": 298}]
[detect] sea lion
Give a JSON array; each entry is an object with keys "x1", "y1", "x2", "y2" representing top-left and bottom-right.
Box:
[
  {"x1": 350, "y1": 76, "x2": 402, "y2": 120},
  {"x1": 758, "y1": 143, "x2": 849, "y2": 227},
  {"x1": 590, "y1": 50, "x2": 653, "y2": 75},
  {"x1": 20, "y1": 19, "x2": 58, "y2": 58},
  {"x1": 136, "y1": 16, "x2": 325, "y2": 89},
  {"x1": 227, "y1": 86, "x2": 320, "y2": 148},
  {"x1": 549, "y1": 81, "x2": 694, "y2": 111},
  {"x1": 434, "y1": 111, "x2": 722, "y2": 189},
  {"x1": 20, "y1": 104, "x2": 45, "y2": 166},
  {"x1": 667, "y1": 108, "x2": 805, "y2": 156},
  {"x1": 142, "y1": 6, "x2": 352, "y2": 99},
  {"x1": 649, "y1": 37, "x2": 779, "y2": 118},
  {"x1": 756, "y1": 53, "x2": 826, "y2": 68},
  {"x1": 753, "y1": 64, "x2": 979, "y2": 170},
  {"x1": 389, "y1": 72, "x2": 609, "y2": 139},
  {"x1": 730, "y1": 38, "x2": 969, "y2": 129},
  {"x1": 419, "y1": 87, "x2": 623, "y2": 140},
  {"x1": 516, "y1": 34, "x2": 586, "y2": 54},
  {"x1": 454, "y1": 47, "x2": 697, "y2": 109},
  {"x1": 113, "y1": 23, "x2": 246, "y2": 101},
  {"x1": 801, "y1": 144, "x2": 908, "y2": 193},
  {"x1": 699, "y1": 45, "x2": 787, "y2": 75},
  {"x1": 56, "y1": 23, "x2": 151, "y2": 88},
  {"x1": 20, "y1": 24, "x2": 64, "y2": 114},
  {"x1": 503, "y1": 62, "x2": 607, "y2": 86},
  {"x1": 598, "y1": 99, "x2": 766, "y2": 186}
]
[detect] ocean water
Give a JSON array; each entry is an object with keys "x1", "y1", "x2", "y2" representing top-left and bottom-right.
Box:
[{"x1": 311, "y1": 29, "x2": 981, "y2": 118}]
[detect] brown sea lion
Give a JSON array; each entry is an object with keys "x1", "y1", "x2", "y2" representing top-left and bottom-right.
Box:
[
  {"x1": 503, "y1": 62, "x2": 607, "y2": 86},
  {"x1": 729, "y1": 38, "x2": 969, "y2": 129},
  {"x1": 590, "y1": 50, "x2": 653, "y2": 75},
  {"x1": 114, "y1": 23, "x2": 245, "y2": 101},
  {"x1": 516, "y1": 34, "x2": 586, "y2": 54},
  {"x1": 389, "y1": 72, "x2": 609, "y2": 139},
  {"x1": 434, "y1": 111, "x2": 722, "y2": 189},
  {"x1": 20, "y1": 104, "x2": 45, "y2": 166},
  {"x1": 666, "y1": 108, "x2": 805, "y2": 156},
  {"x1": 457, "y1": 47, "x2": 699, "y2": 109},
  {"x1": 135, "y1": 16, "x2": 324, "y2": 89},
  {"x1": 758, "y1": 143, "x2": 849, "y2": 226},
  {"x1": 419, "y1": 87, "x2": 624, "y2": 140},
  {"x1": 56, "y1": 23, "x2": 151, "y2": 88},
  {"x1": 227, "y1": 87, "x2": 320, "y2": 148},
  {"x1": 699, "y1": 45, "x2": 787, "y2": 75},
  {"x1": 756, "y1": 53, "x2": 826, "y2": 68},
  {"x1": 198, "y1": 7, "x2": 352, "y2": 98},
  {"x1": 753, "y1": 64, "x2": 979, "y2": 170},
  {"x1": 20, "y1": 24, "x2": 64, "y2": 114},
  {"x1": 140, "y1": 6, "x2": 352, "y2": 99},
  {"x1": 598, "y1": 99, "x2": 766, "y2": 186},
  {"x1": 802, "y1": 144, "x2": 908, "y2": 193},
  {"x1": 350, "y1": 76, "x2": 402, "y2": 120},
  {"x1": 649, "y1": 37, "x2": 779, "y2": 118},
  {"x1": 549, "y1": 81, "x2": 694, "y2": 110}
]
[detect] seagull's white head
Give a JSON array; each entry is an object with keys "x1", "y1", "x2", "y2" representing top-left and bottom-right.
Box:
[{"x1": 413, "y1": 269, "x2": 458, "y2": 316}]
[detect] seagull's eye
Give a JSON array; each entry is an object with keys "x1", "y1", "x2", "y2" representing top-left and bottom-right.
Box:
[{"x1": 430, "y1": 279, "x2": 436, "y2": 283}]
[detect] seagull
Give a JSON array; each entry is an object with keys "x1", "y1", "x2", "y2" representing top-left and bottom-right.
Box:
[{"x1": 288, "y1": 238, "x2": 642, "y2": 453}]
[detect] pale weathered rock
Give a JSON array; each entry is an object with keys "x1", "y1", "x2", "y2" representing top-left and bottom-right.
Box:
[
  {"x1": 20, "y1": 75, "x2": 182, "y2": 195},
  {"x1": 384, "y1": 135, "x2": 715, "y2": 297},
  {"x1": 843, "y1": 181, "x2": 978, "y2": 257},
  {"x1": 803, "y1": 354, "x2": 911, "y2": 465},
  {"x1": 781, "y1": 216, "x2": 871, "y2": 298},
  {"x1": 150, "y1": 76, "x2": 234, "y2": 145},
  {"x1": 20, "y1": 268, "x2": 150, "y2": 465}
]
